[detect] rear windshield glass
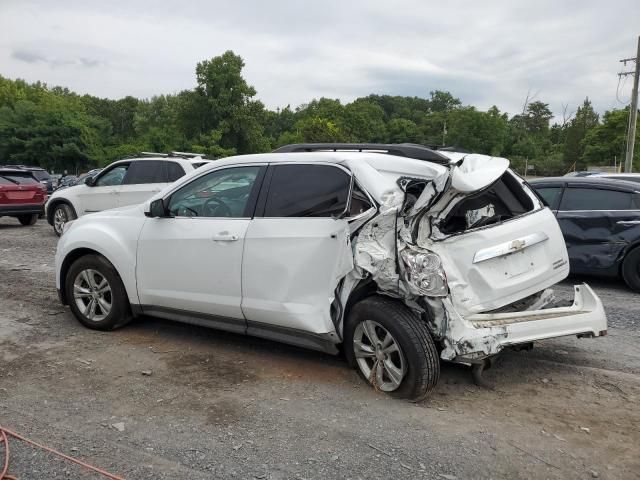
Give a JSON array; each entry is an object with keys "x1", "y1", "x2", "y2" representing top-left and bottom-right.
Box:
[
  {"x1": 440, "y1": 172, "x2": 535, "y2": 235},
  {"x1": 0, "y1": 173, "x2": 39, "y2": 185}
]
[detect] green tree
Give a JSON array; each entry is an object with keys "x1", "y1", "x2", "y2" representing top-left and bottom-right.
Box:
[{"x1": 563, "y1": 98, "x2": 599, "y2": 170}]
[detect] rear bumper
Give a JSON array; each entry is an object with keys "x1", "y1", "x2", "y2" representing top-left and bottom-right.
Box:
[
  {"x1": 0, "y1": 204, "x2": 45, "y2": 216},
  {"x1": 441, "y1": 283, "x2": 607, "y2": 361}
]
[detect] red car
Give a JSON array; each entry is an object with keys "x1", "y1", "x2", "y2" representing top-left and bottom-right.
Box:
[{"x1": 0, "y1": 168, "x2": 47, "y2": 226}]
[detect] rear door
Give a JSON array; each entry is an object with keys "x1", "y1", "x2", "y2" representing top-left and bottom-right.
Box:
[
  {"x1": 241, "y1": 163, "x2": 354, "y2": 337},
  {"x1": 118, "y1": 160, "x2": 186, "y2": 208},
  {"x1": 556, "y1": 185, "x2": 640, "y2": 274}
]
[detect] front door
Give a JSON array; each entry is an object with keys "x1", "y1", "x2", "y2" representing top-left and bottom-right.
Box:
[
  {"x1": 77, "y1": 163, "x2": 130, "y2": 214},
  {"x1": 136, "y1": 165, "x2": 265, "y2": 331}
]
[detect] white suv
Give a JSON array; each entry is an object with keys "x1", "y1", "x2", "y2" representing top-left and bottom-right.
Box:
[
  {"x1": 54, "y1": 144, "x2": 607, "y2": 400},
  {"x1": 45, "y1": 156, "x2": 199, "y2": 235}
]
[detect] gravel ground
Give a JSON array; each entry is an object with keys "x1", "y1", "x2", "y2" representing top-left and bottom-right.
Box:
[{"x1": 1, "y1": 217, "x2": 639, "y2": 480}]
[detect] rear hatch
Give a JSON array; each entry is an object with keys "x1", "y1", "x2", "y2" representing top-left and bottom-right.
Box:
[
  {"x1": 416, "y1": 154, "x2": 570, "y2": 314},
  {"x1": 0, "y1": 172, "x2": 46, "y2": 205}
]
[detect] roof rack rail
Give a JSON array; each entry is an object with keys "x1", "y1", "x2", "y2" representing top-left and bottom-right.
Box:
[
  {"x1": 139, "y1": 152, "x2": 169, "y2": 158},
  {"x1": 169, "y1": 151, "x2": 205, "y2": 158},
  {"x1": 273, "y1": 143, "x2": 450, "y2": 164}
]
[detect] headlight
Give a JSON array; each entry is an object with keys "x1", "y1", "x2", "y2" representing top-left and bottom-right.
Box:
[{"x1": 400, "y1": 247, "x2": 448, "y2": 297}]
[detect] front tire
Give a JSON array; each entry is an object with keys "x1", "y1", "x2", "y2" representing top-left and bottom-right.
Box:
[
  {"x1": 65, "y1": 254, "x2": 132, "y2": 331},
  {"x1": 622, "y1": 247, "x2": 640, "y2": 292},
  {"x1": 17, "y1": 213, "x2": 38, "y2": 226},
  {"x1": 344, "y1": 296, "x2": 440, "y2": 401},
  {"x1": 53, "y1": 204, "x2": 75, "y2": 236}
]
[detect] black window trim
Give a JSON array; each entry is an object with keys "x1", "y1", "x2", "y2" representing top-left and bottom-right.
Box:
[
  {"x1": 254, "y1": 162, "x2": 355, "y2": 220},
  {"x1": 164, "y1": 164, "x2": 267, "y2": 220}
]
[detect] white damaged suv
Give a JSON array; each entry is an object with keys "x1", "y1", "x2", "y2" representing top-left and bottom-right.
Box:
[{"x1": 55, "y1": 143, "x2": 607, "y2": 400}]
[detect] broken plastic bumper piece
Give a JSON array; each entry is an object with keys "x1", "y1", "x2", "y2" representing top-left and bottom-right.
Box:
[{"x1": 441, "y1": 283, "x2": 607, "y2": 361}]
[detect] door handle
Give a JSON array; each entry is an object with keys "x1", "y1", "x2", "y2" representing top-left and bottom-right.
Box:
[
  {"x1": 211, "y1": 234, "x2": 239, "y2": 241},
  {"x1": 616, "y1": 220, "x2": 640, "y2": 225}
]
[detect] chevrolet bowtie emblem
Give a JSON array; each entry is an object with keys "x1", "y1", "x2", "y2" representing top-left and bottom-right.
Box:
[{"x1": 510, "y1": 239, "x2": 526, "y2": 251}]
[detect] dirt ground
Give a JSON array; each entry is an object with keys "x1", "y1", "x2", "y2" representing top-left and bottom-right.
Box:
[{"x1": 1, "y1": 217, "x2": 639, "y2": 480}]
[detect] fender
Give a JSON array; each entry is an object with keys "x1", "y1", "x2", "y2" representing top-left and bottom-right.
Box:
[{"x1": 56, "y1": 207, "x2": 146, "y2": 306}]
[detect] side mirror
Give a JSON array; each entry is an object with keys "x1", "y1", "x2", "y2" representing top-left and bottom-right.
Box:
[
  {"x1": 84, "y1": 176, "x2": 95, "y2": 186},
  {"x1": 145, "y1": 198, "x2": 168, "y2": 218}
]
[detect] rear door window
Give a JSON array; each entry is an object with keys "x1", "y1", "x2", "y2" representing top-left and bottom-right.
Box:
[
  {"x1": 264, "y1": 164, "x2": 351, "y2": 218},
  {"x1": 535, "y1": 187, "x2": 563, "y2": 210},
  {"x1": 123, "y1": 161, "x2": 166, "y2": 185},
  {"x1": 560, "y1": 187, "x2": 633, "y2": 211}
]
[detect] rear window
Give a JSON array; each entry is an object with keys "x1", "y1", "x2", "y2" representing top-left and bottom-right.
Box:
[
  {"x1": 0, "y1": 173, "x2": 39, "y2": 185},
  {"x1": 264, "y1": 164, "x2": 351, "y2": 218},
  {"x1": 440, "y1": 172, "x2": 535, "y2": 234},
  {"x1": 560, "y1": 187, "x2": 635, "y2": 211}
]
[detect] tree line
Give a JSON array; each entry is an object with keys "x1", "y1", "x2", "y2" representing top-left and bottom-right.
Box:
[{"x1": 0, "y1": 50, "x2": 637, "y2": 175}]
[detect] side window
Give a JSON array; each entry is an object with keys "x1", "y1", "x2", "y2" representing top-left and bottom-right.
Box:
[
  {"x1": 264, "y1": 164, "x2": 351, "y2": 217},
  {"x1": 167, "y1": 166, "x2": 261, "y2": 218},
  {"x1": 95, "y1": 164, "x2": 129, "y2": 187},
  {"x1": 123, "y1": 161, "x2": 166, "y2": 185},
  {"x1": 535, "y1": 187, "x2": 563, "y2": 210},
  {"x1": 560, "y1": 187, "x2": 632, "y2": 211},
  {"x1": 166, "y1": 162, "x2": 186, "y2": 182},
  {"x1": 349, "y1": 183, "x2": 373, "y2": 216}
]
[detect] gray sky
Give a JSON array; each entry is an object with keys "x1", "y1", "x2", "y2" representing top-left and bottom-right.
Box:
[{"x1": 1, "y1": 0, "x2": 639, "y2": 118}]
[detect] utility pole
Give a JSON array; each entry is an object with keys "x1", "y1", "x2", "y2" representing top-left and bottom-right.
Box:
[{"x1": 619, "y1": 36, "x2": 640, "y2": 173}]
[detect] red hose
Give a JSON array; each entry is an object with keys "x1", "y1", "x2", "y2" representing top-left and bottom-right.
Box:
[{"x1": 0, "y1": 426, "x2": 124, "y2": 480}]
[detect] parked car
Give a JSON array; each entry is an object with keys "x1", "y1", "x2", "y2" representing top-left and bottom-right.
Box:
[
  {"x1": 3, "y1": 165, "x2": 54, "y2": 194},
  {"x1": 530, "y1": 177, "x2": 640, "y2": 291},
  {"x1": 55, "y1": 144, "x2": 607, "y2": 400},
  {"x1": 0, "y1": 168, "x2": 47, "y2": 225},
  {"x1": 46, "y1": 157, "x2": 195, "y2": 235},
  {"x1": 592, "y1": 172, "x2": 640, "y2": 184}
]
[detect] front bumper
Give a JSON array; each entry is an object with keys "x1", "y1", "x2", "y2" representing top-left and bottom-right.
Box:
[{"x1": 441, "y1": 283, "x2": 607, "y2": 361}]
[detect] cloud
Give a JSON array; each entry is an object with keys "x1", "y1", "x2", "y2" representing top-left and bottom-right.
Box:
[
  {"x1": 11, "y1": 49, "x2": 47, "y2": 64},
  {"x1": 11, "y1": 48, "x2": 103, "y2": 69},
  {"x1": 0, "y1": 0, "x2": 638, "y2": 119}
]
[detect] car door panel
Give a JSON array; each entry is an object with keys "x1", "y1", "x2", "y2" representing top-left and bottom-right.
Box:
[
  {"x1": 135, "y1": 164, "x2": 265, "y2": 326},
  {"x1": 76, "y1": 185, "x2": 119, "y2": 213},
  {"x1": 242, "y1": 218, "x2": 353, "y2": 334},
  {"x1": 555, "y1": 186, "x2": 640, "y2": 275},
  {"x1": 137, "y1": 218, "x2": 249, "y2": 321}
]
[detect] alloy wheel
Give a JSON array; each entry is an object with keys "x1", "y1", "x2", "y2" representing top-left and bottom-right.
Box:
[
  {"x1": 353, "y1": 320, "x2": 406, "y2": 391},
  {"x1": 53, "y1": 207, "x2": 68, "y2": 235},
  {"x1": 73, "y1": 269, "x2": 112, "y2": 322}
]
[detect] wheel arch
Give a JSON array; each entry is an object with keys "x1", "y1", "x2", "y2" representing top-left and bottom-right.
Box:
[{"x1": 59, "y1": 247, "x2": 133, "y2": 307}]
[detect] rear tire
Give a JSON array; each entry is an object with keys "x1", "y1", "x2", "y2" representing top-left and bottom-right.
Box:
[
  {"x1": 344, "y1": 296, "x2": 440, "y2": 401},
  {"x1": 53, "y1": 204, "x2": 75, "y2": 236},
  {"x1": 17, "y1": 213, "x2": 38, "y2": 226},
  {"x1": 65, "y1": 254, "x2": 133, "y2": 331},
  {"x1": 622, "y1": 247, "x2": 640, "y2": 292}
]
